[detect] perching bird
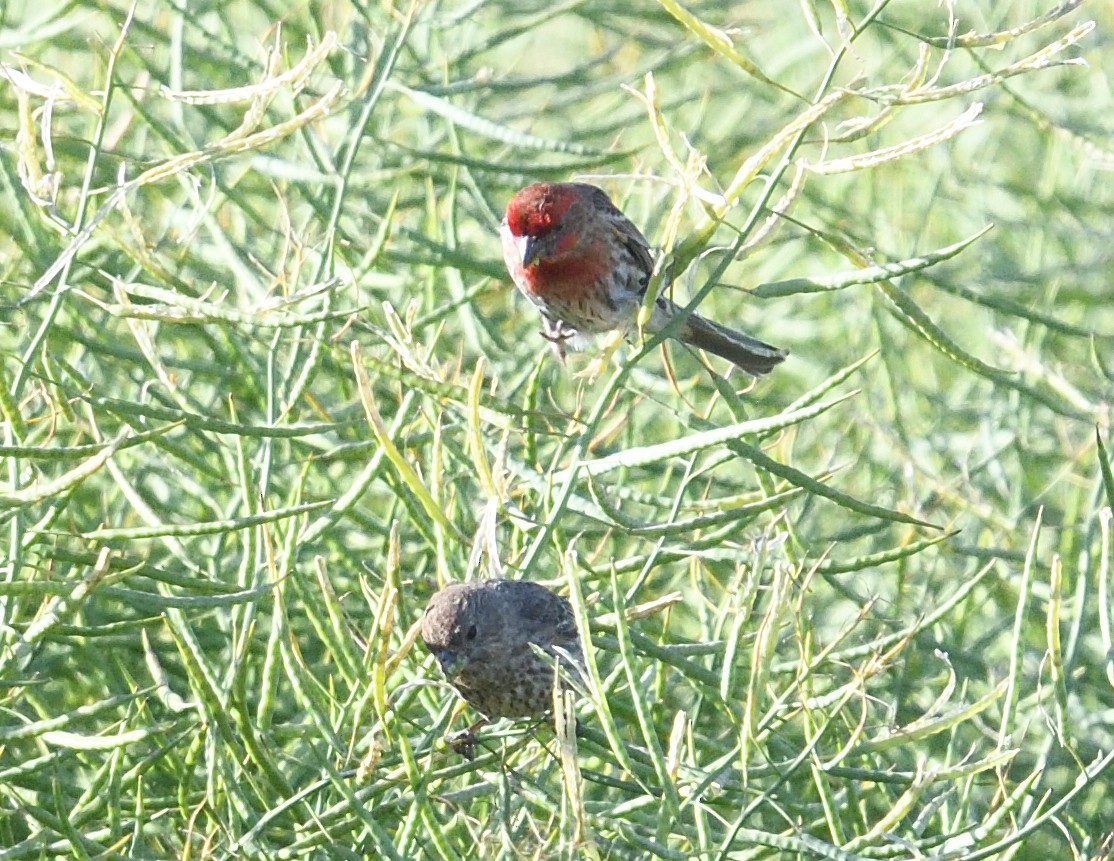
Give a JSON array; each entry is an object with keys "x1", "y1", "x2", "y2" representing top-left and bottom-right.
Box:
[
  {"x1": 500, "y1": 181, "x2": 788, "y2": 376},
  {"x1": 420, "y1": 579, "x2": 581, "y2": 719}
]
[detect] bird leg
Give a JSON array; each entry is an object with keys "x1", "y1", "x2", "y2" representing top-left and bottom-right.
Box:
[
  {"x1": 445, "y1": 717, "x2": 488, "y2": 760},
  {"x1": 540, "y1": 317, "x2": 577, "y2": 362}
]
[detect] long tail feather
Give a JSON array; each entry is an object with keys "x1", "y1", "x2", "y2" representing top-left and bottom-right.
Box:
[{"x1": 655, "y1": 299, "x2": 787, "y2": 376}]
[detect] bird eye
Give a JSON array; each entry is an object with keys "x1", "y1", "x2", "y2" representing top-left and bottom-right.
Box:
[{"x1": 466, "y1": 624, "x2": 478, "y2": 641}]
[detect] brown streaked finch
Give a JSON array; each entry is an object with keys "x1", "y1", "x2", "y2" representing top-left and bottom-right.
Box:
[
  {"x1": 500, "y1": 181, "x2": 788, "y2": 376},
  {"x1": 420, "y1": 579, "x2": 582, "y2": 720}
]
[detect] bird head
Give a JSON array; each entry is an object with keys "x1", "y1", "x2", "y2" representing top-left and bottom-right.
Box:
[
  {"x1": 420, "y1": 585, "x2": 486, "y2": 677},
  {"x1": 502, "y1": 182, "x2": 587, "y2": 268}
]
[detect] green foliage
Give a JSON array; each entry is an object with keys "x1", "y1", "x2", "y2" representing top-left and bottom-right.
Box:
[{"x1": 1, "y1": 0, "x2": 1112, "y2": 858}]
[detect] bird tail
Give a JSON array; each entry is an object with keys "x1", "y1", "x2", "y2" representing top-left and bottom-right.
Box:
[{"x1": 653, "y1": 298, "x2": 788, "y2": 376}]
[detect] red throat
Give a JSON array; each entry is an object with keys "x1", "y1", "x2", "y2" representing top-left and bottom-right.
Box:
[{"x1": 517, "y1": 239, "x2": 609, "y2": 301}]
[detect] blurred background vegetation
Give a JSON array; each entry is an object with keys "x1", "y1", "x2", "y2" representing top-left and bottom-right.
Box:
[{"x1": 1, "y1": 0, "x2": 1113, "y2": 858}]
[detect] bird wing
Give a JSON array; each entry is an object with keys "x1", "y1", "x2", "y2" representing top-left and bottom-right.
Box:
[
  {"x1": 503, "y1": 581, "x2": 579, "y2": 646},
  {"x1": 620, "y1": 228, "x2": 654, "y2": 297},
  {"x1": 572, "y1": 183, "x2": 655, "y2": 285}
]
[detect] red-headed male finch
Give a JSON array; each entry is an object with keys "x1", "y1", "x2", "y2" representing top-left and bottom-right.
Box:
[
  {"x1": 420, "y1": 579, "x2": 582, "y2": 720},
  {"x1": 500, "y1": 181, "x2": 788, "y2": 376}
]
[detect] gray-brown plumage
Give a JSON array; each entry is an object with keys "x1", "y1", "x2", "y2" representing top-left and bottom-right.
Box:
[{"x1": 420, "y1": 579, "x2": 581, "y2": 719}]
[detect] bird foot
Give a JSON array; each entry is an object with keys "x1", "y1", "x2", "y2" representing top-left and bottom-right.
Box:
[
  {"x1": 540, "y1": 322, "x2": 575, "y2": 362},
  {"x1": 445, "y1": 718, "x2": 488, "y2": 760}
]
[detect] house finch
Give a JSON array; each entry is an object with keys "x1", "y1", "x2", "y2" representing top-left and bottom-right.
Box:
[
  {"x1": 500, "y1": 181, "x2": 788, "y2": 376},
  {"x1": 420, "y1": 579, "x2": 582, "y2": 719}
]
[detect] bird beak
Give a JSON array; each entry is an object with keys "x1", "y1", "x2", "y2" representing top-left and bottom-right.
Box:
[
  {"x1": 436, "y1": 650, "x2": 465, "y2": 677},
  {"x1": 519, "y1": 235, "x2": 544, "y2": 268}
]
